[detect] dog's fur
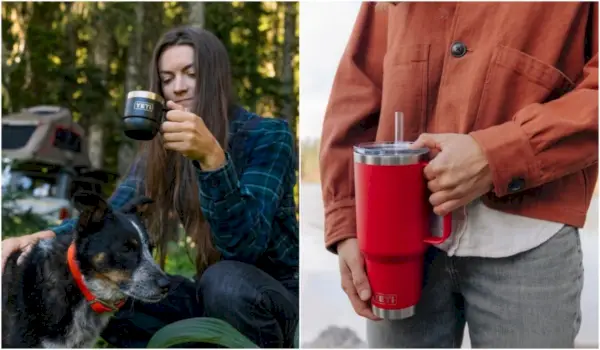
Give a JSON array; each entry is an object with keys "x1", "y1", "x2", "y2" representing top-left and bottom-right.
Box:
[{"x1": 2, "y1": 191, "x2": 170, "y2": 348}]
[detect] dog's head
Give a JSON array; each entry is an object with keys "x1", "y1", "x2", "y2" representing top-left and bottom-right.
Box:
[{"x1": 71, "y1": 190, "x2": 170, "y2": 303}]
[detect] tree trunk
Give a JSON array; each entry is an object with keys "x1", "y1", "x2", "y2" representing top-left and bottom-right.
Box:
[
  {"x1": 280, "y1": 2, "x2": 296, "y2": 125},
  {"x1": 118, "y1": 1, "x2": 145, "y2": 176},
  {"x1": 188, "y1": 2, "x2": 205, "y2": 28},
  {"x1": 88, "y1": 4, "x2": 111, "y2": 170}
]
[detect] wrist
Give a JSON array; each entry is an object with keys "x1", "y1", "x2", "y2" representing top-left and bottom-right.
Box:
[
  {"x1": 336, "y1": 237, "x2": 357, "y2": 253},
  {"x1": 199, "y1": 144, "x2": 226, "y2": 171}
]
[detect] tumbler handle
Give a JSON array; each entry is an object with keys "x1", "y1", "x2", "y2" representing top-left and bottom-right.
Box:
[{"x1": 419, "y1": 160, "x2": 452, "y2": 244}]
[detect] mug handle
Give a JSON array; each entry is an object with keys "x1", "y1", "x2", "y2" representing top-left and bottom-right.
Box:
[
  {"x1": 419, "y1": 160, "x2": 452, "y2": 244},
  {"x1": 160, "y1": 106, "x2": 186, "y2": 123},
  {"x1": 160, "y1": 107, "x2": 169, "y2": 124}
]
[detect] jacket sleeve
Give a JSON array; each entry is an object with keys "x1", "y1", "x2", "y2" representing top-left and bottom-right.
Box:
[
  {"x1": 319, "y1": 2, "x2": 388, "y2": 253},
  {"x1": 195, "y1": 118, "x2": 294, "y2": 264},
  {"x1": 470, "y1": 3, "x2": 598, "y2": 197}
]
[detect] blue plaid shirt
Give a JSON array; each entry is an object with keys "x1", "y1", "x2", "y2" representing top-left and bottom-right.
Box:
[{"x1": 50, "y1": 107, "x2": 299, "y2": 280}]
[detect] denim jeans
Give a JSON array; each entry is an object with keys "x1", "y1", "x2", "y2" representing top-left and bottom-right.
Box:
[
  {"x1": 367, "y1": 225, "x2": 584, "y2": 348},
  {"x1": 100, "y1": 260, "x2": 299, "y2": 348}
]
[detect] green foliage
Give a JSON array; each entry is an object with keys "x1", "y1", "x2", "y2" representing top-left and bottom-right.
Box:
[
  {"x1": 147, "y1": 317, "x2": 258, "y2": 348},
  {"x1": 1, "y1": 190, "x2": 53, "y2": 238},
  {"x1": 163, "y1": 237, "x2": 197, "y2": 279}
]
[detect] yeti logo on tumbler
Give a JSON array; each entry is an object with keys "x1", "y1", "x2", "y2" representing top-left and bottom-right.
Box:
[
  {"x1": 122, "y1": 90, "x2": 166, "y2": 141},
  {"x1": 374, "y1": 293, "x2": 397, "y2": 306}
]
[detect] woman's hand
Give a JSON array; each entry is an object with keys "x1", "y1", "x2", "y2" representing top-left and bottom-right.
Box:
[
  {"x1": 2, "y1": 230, "x2": 55, "y2": 273},
  {"x1": 160, "y1": 100, "x2": 226, "y2": 170}
]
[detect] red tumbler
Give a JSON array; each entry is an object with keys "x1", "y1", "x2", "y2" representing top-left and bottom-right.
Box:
[{"x1": 353, "y1": 141, "x2": 452, "y2": 320}]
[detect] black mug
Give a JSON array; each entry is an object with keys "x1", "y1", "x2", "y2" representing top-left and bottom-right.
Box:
[{"x1": 122, "y1": 90, "x2": 167, "y2": 141}]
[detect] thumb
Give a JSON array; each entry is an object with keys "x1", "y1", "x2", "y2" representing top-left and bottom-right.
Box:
[
  {"x1": 347, "y1": 257, "x2": 371, "y2": 301},
  {"x1": 166, "y1": 100, "x2": 187, "y2": 112},
  {"x1": 410, "y1": 133, "x2": 442, "y2": 150}
]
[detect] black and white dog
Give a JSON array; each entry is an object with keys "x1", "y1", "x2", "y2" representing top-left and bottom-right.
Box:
[{"x1": 2, "y1": 191, "x2": 170, "y2": 348}]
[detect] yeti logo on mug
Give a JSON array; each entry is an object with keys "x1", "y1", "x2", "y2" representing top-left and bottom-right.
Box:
[
  {"x1": 123, "y1": 90, "x2": 166, "y2": 141},
  {"x1": 134, "y1": 101, "x2": 154, "y2": 112}
]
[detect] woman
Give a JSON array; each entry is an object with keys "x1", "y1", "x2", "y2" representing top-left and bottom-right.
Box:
[{"x1": 1, "y1": 26, "x2": 299, "y2": 348}]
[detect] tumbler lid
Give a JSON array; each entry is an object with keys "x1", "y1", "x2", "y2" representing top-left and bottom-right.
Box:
[{"x1": 353, "y1": 141, "x2": 429, "y2": 165}]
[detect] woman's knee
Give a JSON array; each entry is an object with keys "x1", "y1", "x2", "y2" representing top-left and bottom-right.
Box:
[{"x1": 197, "y1": 260, "x2": 262, "y2": 312}]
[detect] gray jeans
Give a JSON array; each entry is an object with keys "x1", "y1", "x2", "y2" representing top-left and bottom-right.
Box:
[{"x1": 367, "y1": 225, "x2": 584, "y2": 348}]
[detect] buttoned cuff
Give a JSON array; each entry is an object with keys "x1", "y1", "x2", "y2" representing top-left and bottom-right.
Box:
[
  {"x1": 469, "y1": 121, "x2": 541, "y2": 197},
  {"x1": 195, "y1": 152, "x2": 238, "y2": 201}
]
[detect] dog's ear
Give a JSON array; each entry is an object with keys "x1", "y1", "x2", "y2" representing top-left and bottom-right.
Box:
[
  {"x1": 72, "y1": 191, "x2": 110, "y2": 234},
  {"x1": 121, "y1": 196, "x2": 153, "y2": 216}
]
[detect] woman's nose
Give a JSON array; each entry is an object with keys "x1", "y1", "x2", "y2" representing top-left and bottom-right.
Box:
[{"x1": 173, "y1": 77, "x2": 188, "y2": 95}]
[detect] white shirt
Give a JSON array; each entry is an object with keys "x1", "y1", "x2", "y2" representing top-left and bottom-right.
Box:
[{"x1": 434, "y1": 198, "x2": 564, "y2": 258}]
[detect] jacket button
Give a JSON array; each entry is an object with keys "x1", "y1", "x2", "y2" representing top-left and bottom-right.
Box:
[
  {"x1": 450, "y1": 41, "x2": 467, "y2": 58},
  {"x1": 508, "y1": 177, "x2": 525, "y2": 193}
]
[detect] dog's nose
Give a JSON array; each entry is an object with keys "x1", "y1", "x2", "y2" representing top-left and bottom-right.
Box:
[{"x1": 157, "y1": 276, "x2": 170, "y2": 293}]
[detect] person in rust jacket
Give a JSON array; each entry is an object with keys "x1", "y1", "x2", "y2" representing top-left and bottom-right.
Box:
[{"x1": 320, "y1": 2, "x2": 598, "y2": 348}]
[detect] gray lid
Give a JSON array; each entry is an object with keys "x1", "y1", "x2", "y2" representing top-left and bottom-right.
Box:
[{"x1": 354, "y1": 141, "x2": 429, "y2": 165}]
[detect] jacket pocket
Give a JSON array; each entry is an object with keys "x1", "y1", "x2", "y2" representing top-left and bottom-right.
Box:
[
  {"x1": 474, "y1": 45, "x2": 575, "y2": 130},
  {"x1": 380, "y1": 44, "x2": 430, "y2": 142}
]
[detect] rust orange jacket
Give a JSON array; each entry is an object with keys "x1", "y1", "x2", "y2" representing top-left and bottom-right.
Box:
[{"x1": 320, "y1": 2, "x2": 598, "y2": 252}]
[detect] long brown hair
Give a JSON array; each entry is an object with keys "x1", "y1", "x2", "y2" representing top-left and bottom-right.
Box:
[{"x1": 133, "y1": 26, "x2": 233, "y2": 277}]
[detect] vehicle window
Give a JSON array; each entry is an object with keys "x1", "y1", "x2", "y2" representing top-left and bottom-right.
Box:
[
  {"x1": 54, "y1": 128, "x2": 82, "y2": 153},
  {"x1": 2, "y1": 125, "x2": 37, "y2": 150}
]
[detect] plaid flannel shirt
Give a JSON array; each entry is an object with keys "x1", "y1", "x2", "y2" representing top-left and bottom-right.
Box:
[{"x1": 50, "y1": 107, "x2": 299, "y2": 280}]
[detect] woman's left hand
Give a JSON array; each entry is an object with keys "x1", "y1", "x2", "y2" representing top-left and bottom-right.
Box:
[{"x1": 160, "y1": 100, "x2": 226, "y2": 170}]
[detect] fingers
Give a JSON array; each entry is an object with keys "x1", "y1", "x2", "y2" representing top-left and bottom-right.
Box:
[
  {"x1": 162, "y1": 130, "x2": 193, "y2": 143},
  {"x1": 1, "y1": 239, "x2": 16, "y2": 273},
  {"x1": 16, "y1": 244, "x2": 33, "y2": 265},
  {"x1": 410, "y1": 133, "x2": 441, "y2": 151},
  {"x1": 1, "y1": 237, "x2": 37, "y2": 273},
  {"x1": 429, "y1": 183, "x2": 485, "y2": 215},
  {"x1": 161, "y1": 120, "x2": 196, "y2": 133},
  {"x1": 427, "y1": 174, "x2": 451, "y2": 193},
  {"x1": 433, "y1": 198, "x2": 462, "y2": 216},
  {"x1": 163, "y1": 141, "x2": 189, "y2": 153},
  {"x1": 423, "y1": 157, "x2": 444, "y2": 181},
  {"x1": 339, "y1": 258, "x2": 381, "y2": 321},
  {"x1": 410, "y1": 133, "x2": 435, "y2": 149},
  {"x1": 164, "y1": 110, "x2": 195, "y2": 123},
  {"x1": 166, "y1": 100, "x2": 186, "y2": 111},
  {"x1": 430, "y1": 187, "x2": 459, "y2": 206},
  {"x1": 346, "y1": 255, "x2": 370, "y2": 301}
]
